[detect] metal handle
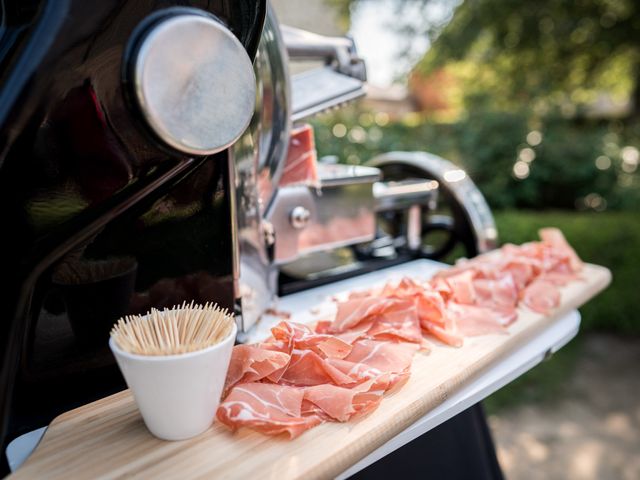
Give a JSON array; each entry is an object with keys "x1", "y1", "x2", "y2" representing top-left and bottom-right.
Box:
[
  {"x1": 280, "y1": 25, "x2": 366, "y2": 81},
  {"x1": 373, "y1": 179, "x2": 438, "y2": 212}
]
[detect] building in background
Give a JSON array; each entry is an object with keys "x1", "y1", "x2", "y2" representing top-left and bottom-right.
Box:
[{"x1": 271, "y1": 0, "x2": 344, "y2": 36}]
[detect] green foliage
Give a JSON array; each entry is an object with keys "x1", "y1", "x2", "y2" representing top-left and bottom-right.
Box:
[
  {"x1": 453, "y1": 109, "x2": 630, "y2": 210},
  {"x1": 334, "y1": 0, "x2": 640, "y2": 115},
  {"x1": 312, "y1": 107, "x2": 640, "y2": 210},
  {"x1": 418, "y1": 0, "x2": 640, "y2": 114}
]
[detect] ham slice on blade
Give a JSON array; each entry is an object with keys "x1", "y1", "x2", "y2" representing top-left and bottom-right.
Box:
[
  {"x1": 278, "y1": 124, "x2": 320, "y2": 188},
  {"x1": 217, "y1": 228, "x2": 585, "y2": 439}
]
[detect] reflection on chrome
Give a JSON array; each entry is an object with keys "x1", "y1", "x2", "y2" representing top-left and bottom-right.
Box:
[{"x1": 443, "y1": 169, "x2": 466, "y2": 183}]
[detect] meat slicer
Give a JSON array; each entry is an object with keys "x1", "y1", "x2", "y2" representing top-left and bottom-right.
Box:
[
  {"x1": 0, "y1": 0, "x2": 496, "y2": 474},
  {"x1": 234, "y1": 12, "x2": 497, "y2": 334}
]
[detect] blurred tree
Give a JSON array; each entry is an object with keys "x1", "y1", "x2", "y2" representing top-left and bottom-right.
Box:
[
  {"x1": 322, "y1": 0, "x2": 640, "y2": 211},
  {"x1": 331, "y1": 0, "x2": 640, "y2": 118}
]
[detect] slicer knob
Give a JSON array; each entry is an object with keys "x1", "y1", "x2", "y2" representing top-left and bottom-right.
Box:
[
  {"x1": 290, "y1": 206, "x2": 311, "y2": 230},
  {"x1": 128, "y1": 11, "x2": 256, "y2": 155}
]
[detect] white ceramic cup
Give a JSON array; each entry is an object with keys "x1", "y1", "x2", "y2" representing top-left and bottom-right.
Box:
[{"x1": 109, "y1": 321, "x2": 237, "y2": 441}]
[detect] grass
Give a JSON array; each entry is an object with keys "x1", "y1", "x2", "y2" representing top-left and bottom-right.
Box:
[{"x1": 483, "y1": 209, "x2": 638, "y2": 412}]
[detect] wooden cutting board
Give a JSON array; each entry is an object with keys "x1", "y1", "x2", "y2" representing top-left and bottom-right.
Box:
[{"x1": 10, "y1": 263, "x2": 611, "y2": 480}]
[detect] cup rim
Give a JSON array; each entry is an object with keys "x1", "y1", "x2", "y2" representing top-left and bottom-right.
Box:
[{"x1": 109, "y1": 320, "x2": 237, "y2": 361}]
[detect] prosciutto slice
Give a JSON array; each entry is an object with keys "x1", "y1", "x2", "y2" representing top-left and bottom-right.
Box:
[
  {"x1": 217, "y1": 335, "x2": 417, "y2": 437},
  {"x1": 303, "y1": 378, "x2": 388, "y2": 422},
  {"x1": 344, "y1": 339, "x2": 417, "y2": 376},
  {"x1": 366, "y1": 304, "x2": 424, "y2": 344},
  {"x1": 446, "y1": 270, "x2": 478, "y2": 305},
  {"x1": 521, "y1": 278, "x2": 561, "y2": 314},
  {"x1": 278, "y1": 349, "x2": 355, "y2": 387},
  {"x1": 216, "y1": 383, "x2": 321, "y2": 439},
  {"x1": 473, "y1": 274, "x2": 519, "y2": 310},
  {"x1": 324, "y1": 295, "x2": 425, "y2": 346},
  {"x1": 270, "y1": 321, "x2": 352, "y2": 359},
  {"x1": 217, "y1": 228, "x2": 585, "y2": 439},
  {"x1": 223, "y1": 345, "x2": 290, "y2": 395},
  {"x1": 445, "y1": 302, "x2": 513, "y2": 336},
  {"x1": 422, "y1": 322, "x2": 464, "y2": 347},
  {"x1": 539, "y1": 227, "x2": 583, "y2": 272},
  {"x1": 330, "y1": 296, "x2": 398, "y2": 332}
]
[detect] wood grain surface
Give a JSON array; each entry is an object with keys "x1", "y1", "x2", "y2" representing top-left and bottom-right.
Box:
[{"x1": 10, "y1": 264, "x2": 611, "y2": 480}]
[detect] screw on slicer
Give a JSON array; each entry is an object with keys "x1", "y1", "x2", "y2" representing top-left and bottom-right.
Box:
[{"x1": 290, "y1": 206, "x2": 311, "y2": 230}]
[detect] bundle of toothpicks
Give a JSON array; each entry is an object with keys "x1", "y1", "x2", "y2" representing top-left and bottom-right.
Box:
[{"x1": 111, "y1": 301, "x2": 234, "y2": 355}]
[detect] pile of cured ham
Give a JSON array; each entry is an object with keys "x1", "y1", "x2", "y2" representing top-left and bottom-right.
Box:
[{"x1": 216, "y1": 228, "x2": 583, "y2": 439}]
